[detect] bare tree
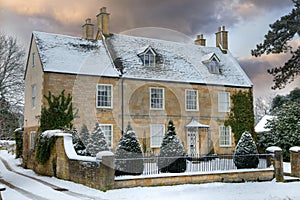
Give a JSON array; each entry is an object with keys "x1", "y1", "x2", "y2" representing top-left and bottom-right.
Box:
[
  {"x1": 0, "y1": 32, "x2": 25, "y2": 138},
  {"x1": 254, "y1": 96, "x2": 273, "y2": 125}
]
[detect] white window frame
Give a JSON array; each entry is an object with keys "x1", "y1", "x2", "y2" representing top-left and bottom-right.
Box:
[
  {"x1": 218, "y1": 92, "x2": 230, "y2": 112},
  {"x1": 185, "y1": 89, "x2": 199, "y2": 111},
  {"x1": 100, "y1": 124, "x2": 113, "y2": 149},
  {"x1": 31, "y1": 84, "x2": 36, "y2": 109},
  {"x1": 96, "y1": 84, "x2": 113, "y2": 109},
  {"x1": 150, "y1": 124, "x2": 165, "y2": 148},
  {"x1": 30, "y1": 131, "x2": 36, "y2": 150},
  {"x1": 150, "y1": 87, "x2": 165, "y2": 110},
  {"x1": 219, "y1": 126, "x2": 231, "y2": 147}
]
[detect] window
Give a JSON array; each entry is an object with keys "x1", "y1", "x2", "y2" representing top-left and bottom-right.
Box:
[
  {"x1": 100, "y1": 124, "x2": 113, "y2": 148},
  {"x1": 30, "y1": 131, "x2": 36, "y2": 150},
  {"x1": 97, "y1": 84, "x2": 113, "y2": 108},
  {"x1": 209, "y1": 57, "x2": 220, "y2": 74},
  {"x1": 185, "y1": 90, "x2": 198, "y2": 111},
  {"x1": 218, "y1": 92, "x2": 230, "y2": 112},
  {"x1": 32, "y1": 52, "x2": 36, "y2": 67},
  {"x1": 219, "y1": 126, "x2": 231, "y2": 147},
  {"x1": 150, "y1": 87, "x2": 164, "y2": 110},
  {"x1": 31, "y1": 85, "x2": 36, "y2": 108},
  {"x1": 150, "y1": 124, "x2": 165, "y2": 148},
  {"x1": 139, "y1": 48, "x2": 156, "y2": 66}
]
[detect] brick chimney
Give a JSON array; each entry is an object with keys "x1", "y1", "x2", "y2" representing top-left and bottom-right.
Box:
[
  {"x1": 82, "y1": 18, "x2": 94, "y2": 40},
  {"x1": 96, "y1": 7, "x2": 110, "y2": 37},
  {"x1": 215, "y1": 26, "x2": 228, "y2": 53},
  {"x1": 194, "y1": 34, "x2": 206, "y2": 46}
]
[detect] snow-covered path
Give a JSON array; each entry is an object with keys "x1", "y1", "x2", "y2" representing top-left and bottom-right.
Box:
[{"x1": 1, "y1": 150, "x2": 300, "y2": 200}]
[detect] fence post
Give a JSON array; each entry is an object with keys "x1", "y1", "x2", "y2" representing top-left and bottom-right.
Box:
[
  {"x1": 289, "y1": 147, "x2": 300, "y2": 177},
  {"x1": 266, "y1": 146, "x2": 284, "y2": 182}
]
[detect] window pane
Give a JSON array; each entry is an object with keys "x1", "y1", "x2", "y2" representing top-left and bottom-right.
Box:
[
  {"x1": 218, "y1": 92, "x2": 230, "y2": 112},
  {"x1": 100, "y1": 125, "x2": 113, "y2": 148},
  {"x1": 186, "y1": 90, "x2": 198, "y2": 110},
  {"x1": 150, "y1": 88, "x2": 164, "y2": 109},
  {"x1": 30, "y1": 132, "x2": 35, "y2": 150},
  {"x1": 219, "y1": 126, "x2": 231, "y2": 146},
  {"x1": 32, "y1": 85, "x2": 36, "y2": 108},
  {"x1": 151, "y1": 124, "x2": 164, "y2": 147},
  {"x1": 97, "y1": 85, "x2": 112, "y2": 108}
]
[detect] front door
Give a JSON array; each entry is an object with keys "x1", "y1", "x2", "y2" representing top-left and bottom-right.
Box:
[{"x1": 187, "y1": 127, "x2": 199, "y2": 155}]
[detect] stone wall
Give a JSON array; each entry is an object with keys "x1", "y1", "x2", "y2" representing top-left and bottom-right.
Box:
[{"x1": 115, "y1": 169, "x2": 274, "y2": 189}]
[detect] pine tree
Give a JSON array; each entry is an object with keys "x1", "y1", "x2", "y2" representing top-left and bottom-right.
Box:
[
  {"x1": 158, "y1": 120, "x2": 186, "y2": 173},
  {"x1": 86, "y1": 123, "x2": 109, "y2": 157},
  {"x1": 234, "y1": 131, "x2": 259, "y2": 169},
  {"x1": 258, "y1": 101, "x2": 300, "y2": 161},
  {"x1": 251, "y1": 0, "x2": 300, "y2": 89},
  {"x1": 71, "y1": 128, "x2": 87, "y2": 156},
  {"x1": 115, "y1": 123, "x2": 144, "y2": 176},
  {"x1": 79, "y1": 124, "x2": 90, "y2": 147}
]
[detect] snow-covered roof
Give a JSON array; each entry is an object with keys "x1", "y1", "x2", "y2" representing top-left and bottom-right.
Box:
[
  {"x1": 255, "y1": 115, "x2": 276, "y2": 133},
  {"x1": 109, "y1": 34, "x2": 253, "y2": 87},
  {"x1": 33, "y1": 31, "x2": 120, "y2": 77},
  {"x1": 32, "y1": 31, "x2": 252, "y2": 87}
]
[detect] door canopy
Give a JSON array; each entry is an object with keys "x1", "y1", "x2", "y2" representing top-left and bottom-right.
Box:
[{"x1": 185, "y1": 117, "x2": 210, "y2": 128}]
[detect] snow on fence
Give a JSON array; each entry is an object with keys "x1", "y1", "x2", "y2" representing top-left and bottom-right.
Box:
[{"x1": 115, "y1": 154, "x2": 272, "y2": 177}]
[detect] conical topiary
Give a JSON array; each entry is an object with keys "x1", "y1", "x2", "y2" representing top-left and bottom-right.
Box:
[
  {"x1": 86, "y1": 123, "x2": 109, "y2": 156},
  {"x1": 79, "y1": 124, "x2": 90, "y2": 147},
  {"x1": 234, "y1": 131, "x2": 259, "y2": 169},
  {"x1": 158, "y1": 120, "x2": 186, "y2": 173},
  {"x1": 71, "y1": 128, "x2": 87, "y2": 156},
  {"x1": 115, "y1": 122, "x2": 144, "y2": 176}
]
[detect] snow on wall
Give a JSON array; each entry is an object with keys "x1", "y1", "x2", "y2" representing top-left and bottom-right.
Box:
[
  {"x1": 289, "y1": 146, "x2": 300, "y2": 153},
  {"x1": 33, "y1": 31, "x2": 120, "y2": 77}
]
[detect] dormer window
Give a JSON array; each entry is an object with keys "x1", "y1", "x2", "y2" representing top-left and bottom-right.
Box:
[
  {"x1": 138, "y1": 46, "x2": 156, "y2": 66},
  {"x1": 202, "y1": 53, "x2": 221, "y2": 74}
]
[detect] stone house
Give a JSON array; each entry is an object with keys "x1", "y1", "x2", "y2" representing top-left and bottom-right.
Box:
[{"x1": 23, "y1": 7, "x2": 253, "y2": 168}]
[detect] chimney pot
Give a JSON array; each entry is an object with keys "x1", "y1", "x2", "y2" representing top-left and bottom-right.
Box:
[
  {"x1": 195, "y1": 34, "x2": 206, "y2": 46},
  {"x1": 215, "y1": 25, "x2": 228, "y2": 53},
  {"x1": 82, "y1": 18, "x2": 94, "y2": 40},
  {"x1": 97, "y1": 7, "x2": 110, "y2": 38}
]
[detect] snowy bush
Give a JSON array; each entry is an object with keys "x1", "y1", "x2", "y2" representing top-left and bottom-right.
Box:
[
  {"x1": 158, "y1": 120, "x2": 186, "y2": 173},
  {"x1": 79, "y1": 124, "x2": 90, "y2": 147},
  {"x1": 234, "y1": 131, "x2": 259, "y2": 169},
  {"x1": 71, "y1": 128, "x2": 87, "y2": 156},
  {"x1": 86, "y1": 123, "x2": 109, "y2": 157},
  {"x1": 115, "y1": 123, "x2": 144, "y2": 176}
]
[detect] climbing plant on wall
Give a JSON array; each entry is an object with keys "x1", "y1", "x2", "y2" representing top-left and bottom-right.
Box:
[
  {"x1": 36, "y1": 90, "x2": 77, "y2": 164},
  {"x1": 225, "y1": 90, "x2": 255, "y2": 145}
]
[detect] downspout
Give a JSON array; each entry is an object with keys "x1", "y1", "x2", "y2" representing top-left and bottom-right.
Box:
[{"x1": 121, "y1": 75, "x2": 124, "y2": 135}]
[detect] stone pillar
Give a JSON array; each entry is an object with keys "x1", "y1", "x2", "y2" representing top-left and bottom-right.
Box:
[
  {"x1": 97, "y1": 152, "x2": 115, "y2": 191},
  {"x1": 266, "y1": 146, "x2": 284, "y2": 182},
  {"x1": 289, "y1": 147, "x2": 300, "y2": 177}
]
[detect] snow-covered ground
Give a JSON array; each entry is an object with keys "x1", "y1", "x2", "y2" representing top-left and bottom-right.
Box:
[{"x1": 0, "y1": 150, "x2": 300, "y2": 200}]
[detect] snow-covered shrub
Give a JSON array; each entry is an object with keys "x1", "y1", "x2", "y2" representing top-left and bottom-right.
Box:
[
  {"x1": 115, "y1": 123, "x2": 144, "y2": 176},
  {"x1": 71, "y1": 128, "x2": 87, "y2": 156},
  {"x1": 234, "y1": 131, "x2": 259, "y2": 169},
  {"x1": 158, "y1": 120, "x2": 186, "y2": 173},
  {"x1": 79, "y1": 124, "x2": 90, "y2": 147},
  {"x1": 86, "y1": 123, "x2": 109, "y2": 157}
]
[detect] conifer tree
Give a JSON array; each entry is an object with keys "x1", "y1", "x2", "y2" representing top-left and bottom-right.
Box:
[
  {"x1": 115, "y1": 123, "x2": 144, "y2": 176},
  {"x1": 71, "y1": 128, "x2": 87, "y2": 156},
  {"x1": 252, "y1": 0, "x2": 300, "y2": 89},
  {"x1": 80, "y1": 124, "x2": 90, "y2": 147},
  {"x1": 86, "y1": 123, "x2": 109, "y2": 157},
  {"x1": 234, "y1": 131, "x2": 259, "y2": 169},
  {"x1": 158, "y1": 120, "x2": 186, "y2": 173}
]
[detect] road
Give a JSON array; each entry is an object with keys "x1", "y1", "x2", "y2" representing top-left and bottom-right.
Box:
[{"x1": 0, "y1": 155, "x2": 105, "y2": 200}]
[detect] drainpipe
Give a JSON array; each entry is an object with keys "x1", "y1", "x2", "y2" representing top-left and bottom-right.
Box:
[{"x1": 121, "y1": 76, "x2": 124, "y2": 135}]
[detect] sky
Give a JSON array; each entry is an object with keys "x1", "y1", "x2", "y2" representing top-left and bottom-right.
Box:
[{"x1": 0, "y1": 0, "x2": 299, "y2": 98}]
